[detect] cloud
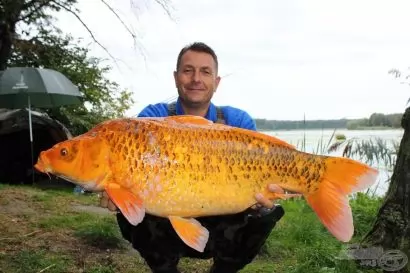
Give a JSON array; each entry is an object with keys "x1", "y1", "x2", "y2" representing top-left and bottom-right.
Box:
[{"x1": 52, "y1": 0, "x2": 410, "y2": 120}]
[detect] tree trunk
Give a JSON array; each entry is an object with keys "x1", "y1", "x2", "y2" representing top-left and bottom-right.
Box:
[
  {"x1": 360, "y1": 107, "x2": 410, "y2": 272},
  {"x1": 0, "y1": 0, "x2": 26, "y2": 71},
  {"x1": 0, "y1": 21, "x2": 14, "y2": 71}
]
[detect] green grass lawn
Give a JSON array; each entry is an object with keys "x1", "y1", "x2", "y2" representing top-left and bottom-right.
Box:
[{"x1": 0, "y1": 183, "x2": 385, "y2": 273}]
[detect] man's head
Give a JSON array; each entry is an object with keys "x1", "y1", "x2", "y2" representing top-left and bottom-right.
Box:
[{"x1": 174, "y1": 42, "x2": 221, "y2": 111}]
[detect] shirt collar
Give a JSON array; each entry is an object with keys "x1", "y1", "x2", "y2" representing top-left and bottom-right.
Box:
[{"x1": 175, "y1": 97, "x2": 218, "y2": 122}]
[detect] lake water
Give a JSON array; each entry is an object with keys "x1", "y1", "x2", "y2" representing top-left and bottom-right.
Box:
[{"x1": 262, "y1": 129, "x2": 405, "y2": 197}]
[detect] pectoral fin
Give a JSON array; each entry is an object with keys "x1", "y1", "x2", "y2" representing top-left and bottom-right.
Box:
[
  {"x1": 168, "y1": 216, "x2": 209, "y2": 253},
  {"x1": 105, "y1": 183, "x2": 145, "y2": 226}
]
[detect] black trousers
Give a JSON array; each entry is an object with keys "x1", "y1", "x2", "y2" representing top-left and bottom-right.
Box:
[{"x1": 116, "y1": 206, "x2": 285, "y2": 273}]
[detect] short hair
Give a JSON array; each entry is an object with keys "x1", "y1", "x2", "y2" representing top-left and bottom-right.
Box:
[{"x1": 176, "y1": 42, "x2": 219, "y2": 71}]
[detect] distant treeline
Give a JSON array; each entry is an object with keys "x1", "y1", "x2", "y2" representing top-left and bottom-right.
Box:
[{"x1": 255, "y1": 113, "x2": 403, "y2": 131}]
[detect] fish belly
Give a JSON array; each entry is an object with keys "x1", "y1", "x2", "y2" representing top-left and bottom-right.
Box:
[{"x1": 141, "y1": 177, "x2": 260, "y2": 218}]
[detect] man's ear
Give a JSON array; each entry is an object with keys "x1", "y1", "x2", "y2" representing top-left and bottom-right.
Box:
[{"x1": 215, "y1": 75, "x2": 221, "y2": 90}]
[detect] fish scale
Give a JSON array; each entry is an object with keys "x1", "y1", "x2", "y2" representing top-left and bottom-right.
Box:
[
  {"x1": 90, "y1": 118, "x2": 328, "y2": 216},
  {"x1": 35, "y1": 115, "x2": 379, "y2": 252}
]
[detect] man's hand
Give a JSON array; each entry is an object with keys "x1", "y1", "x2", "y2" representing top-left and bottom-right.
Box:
[
  {"x1": 254, "y1": 184, "x2": 285, "y2": 209},
  {"x1": 99, "y1": 191, "x2": 117, "y2": 212}
]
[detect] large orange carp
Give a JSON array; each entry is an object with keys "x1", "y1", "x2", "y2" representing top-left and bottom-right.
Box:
[{"x1": 34, "y1": 116, "x2": 378, "y2": 252}]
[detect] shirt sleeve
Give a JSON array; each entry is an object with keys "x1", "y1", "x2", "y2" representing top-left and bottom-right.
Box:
[
  {"x1": 240, "y1": 111, "x2": 257, "y2": 131},
  {"x1": 137, "y1": 104, "x2": 168, "y2": 117}
]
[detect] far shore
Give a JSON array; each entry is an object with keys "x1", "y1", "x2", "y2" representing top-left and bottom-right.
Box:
[{"x1": 258, "y1": 126, "x2": 404, "y2": 132}]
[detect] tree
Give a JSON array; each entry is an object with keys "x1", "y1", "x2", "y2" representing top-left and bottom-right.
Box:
[
  {"x1": 358, "y1": 107, "x2": 410, "y2": 273},
  {"x1": 326, "y1": 67, "x2": 409, "y2": 271},
  {"x1": 9, "y1": 25, "x2": 134, "y2": 135},
  {"x1": 347, "y1": 68, "x2": 410, "y2": 272},
  {"x1": 0, "y1": 0, "x2": 172, "y2": 70},
  {"x1": 0, "y1": 0, "x2": 173, "y2": 134},
  {"x1": 0, "y1": 0, "x2": 78, "y2": 71}
]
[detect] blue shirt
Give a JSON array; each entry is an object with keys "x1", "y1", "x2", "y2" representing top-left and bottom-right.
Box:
[{"x1": 138, "y1": 98, "x2": 257, "y2": 131}]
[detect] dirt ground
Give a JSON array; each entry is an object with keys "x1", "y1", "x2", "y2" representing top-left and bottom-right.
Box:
[{"x1": 0, "y1": 184, "x2": 213, "y2": 273}]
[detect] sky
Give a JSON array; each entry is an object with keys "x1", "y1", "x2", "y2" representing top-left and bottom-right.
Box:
[{"x1": 52, "y1": 0, "x2": 410, "y2": 120}]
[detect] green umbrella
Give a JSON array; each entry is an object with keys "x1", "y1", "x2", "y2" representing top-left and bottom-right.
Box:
[{"x1": 0, "y1": 67, "x2": 83, "y2": 183}]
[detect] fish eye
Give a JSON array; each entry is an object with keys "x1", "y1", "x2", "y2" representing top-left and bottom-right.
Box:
[{"x1": 60, "y1": 148, "x2": 68, "y2": 156}]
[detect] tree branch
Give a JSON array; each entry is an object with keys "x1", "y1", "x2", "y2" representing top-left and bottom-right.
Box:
[
  {"x1": 49, "y1": 0, "x2": 122, "y2": 69},
  {"x1": 100, "y1": 0, "x2": 149, "y2": 66},
  {"x1": 21, "y1": 0, "x2": 43, "y2": 11},
  {"x1": 17, "y1": 0, "x2": 54, "y2": 23},
  {"x1": 153, "y1": 0, "x2": 173, "y2": 19},
  {"x1": 100, "y1": 0, "x2": 136, "y2": 40}
]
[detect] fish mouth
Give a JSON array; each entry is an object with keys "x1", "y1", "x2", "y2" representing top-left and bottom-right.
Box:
[
  {"x1": 34, "y1": 160, "x2": 46, "y2": 173},
  {"x1": 34, "y1": 157, "x2": 47, "y2": 172},
  {"x1": 34, "y1": 153, "x2": 52, "y2": 178}
]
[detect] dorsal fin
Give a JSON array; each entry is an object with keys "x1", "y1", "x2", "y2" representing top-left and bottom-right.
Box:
[
  {"x1": 232, "y1": 126, "x2": 296, "y2": 150},
  {"x1": 165, "y1": 115, "x2": 214, "y2": 126},
  {"x1": 162, "y1": 115, "x2": 295, "y2": 150}
]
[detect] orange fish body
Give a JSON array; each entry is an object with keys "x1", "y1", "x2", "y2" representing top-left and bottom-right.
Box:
[{"x1": 34, "y1": 116, "x2": 379, "y2": 252}]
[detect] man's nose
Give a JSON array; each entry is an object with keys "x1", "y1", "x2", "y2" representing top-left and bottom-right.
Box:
[{"x1": 192, "y1": 70, "x2": 201, "y2": 82}]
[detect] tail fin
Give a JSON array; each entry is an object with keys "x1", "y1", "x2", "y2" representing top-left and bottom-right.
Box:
[{"x1": 305, "y1": 157, "x2": 379, "y2": 242}]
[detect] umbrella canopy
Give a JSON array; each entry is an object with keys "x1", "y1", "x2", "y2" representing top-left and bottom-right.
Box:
[
  {"x1": 0, "y1": 67, "x2": 83, "y2": 108},
  {"x1": 0, "y1": 67, "x2": 83, "y2": 184}
]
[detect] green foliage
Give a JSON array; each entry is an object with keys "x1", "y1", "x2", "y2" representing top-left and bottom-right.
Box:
[
  {"x1": 74, "y1": 216, "x2": 125, "y2": 249},
  {"x1": 85, "y1": 266, "x2": 116, "y2": 273},
  {"x1": 255, "y1": 118, "x2": 348, "y2": 131},
  {"x1": 1, "y1": 183, "x2": 385, "y2": 273},
  {"x1": 6, "y1": 250, "x2": 72, "y2": 273},
  {"x1": 1, "y1": 0, "x2": 136, "y2": 135},
  {"x1": 328, "y1": 137, "x2": 398, "y2": 171},
  {"x1": 0, "y1": 0, "x2": 79, "y2": 71},
  {"x1": 350, "y1": 193, "x2": 383, "y2": 238},
  {"x1": 346, "y1": 113, "x2": 402, "y2": 130},
  {"x1": 254, "y1": 195, "x2": 384, "y2": 273},
  {"x1": 37, "y1": 212, "x2": 125, "y2": 249},
  {"x1": 293, "y1": 128, "x2": 337, "y2": 154},
  {"x1": 326, "y1": 128, "x2": 400, "y2": 197},
  {"x1": 346, "y1": 119, "x2": 368, "y2": 130},
  {"x1": 255, "y1": 113, "x2": 403, "y2": 131},
  {"x1": 0, "y1": 0, "x2": 78, "y2": 27},
  {"x1": 335, "y1": 133, "x2": 346, "y2": 141},
  {"x1": 9, "y1": 25, "x2": 134, "y2": 135}
]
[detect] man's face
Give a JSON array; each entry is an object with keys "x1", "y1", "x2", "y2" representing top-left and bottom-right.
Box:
[{"x1": 174, "y1": 50, "x2": 221, "y2": 107}]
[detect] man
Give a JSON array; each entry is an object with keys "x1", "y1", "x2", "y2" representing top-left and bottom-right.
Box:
[{"x1": 100, "y1": 42, "x2": 285, "y2": 273}]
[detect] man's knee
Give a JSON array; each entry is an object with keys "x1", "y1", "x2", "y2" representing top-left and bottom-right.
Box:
[
  {"x1": 211, "y1": 205, "x2": 285, "y2": 271},
  {"x1": 116, "y1": 212, "x2": 177, "y2": 249},
  {"x1": 243, "y1": 204, "x2": 285, "y2": 247},
  {"x1": 116, "y1": 213, "x2": 182, "y2": 272}
]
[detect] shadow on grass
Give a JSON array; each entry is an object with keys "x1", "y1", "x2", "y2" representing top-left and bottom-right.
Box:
[{"x1": 74, "y1": 217, "x2": 126, "y2": 250}]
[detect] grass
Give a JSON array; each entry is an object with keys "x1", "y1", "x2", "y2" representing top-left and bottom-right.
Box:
[{"x1": 0, "y1": 184, "x2": 385, "y2": 273}]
